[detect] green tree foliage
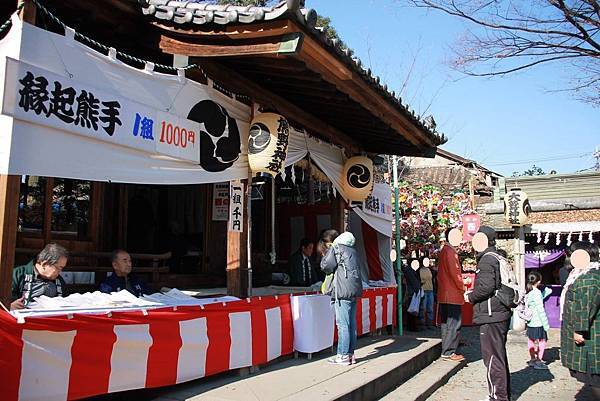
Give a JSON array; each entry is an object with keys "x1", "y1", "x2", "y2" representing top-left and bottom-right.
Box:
[{"x1": 512, "y1": 165, "x2": 546, "y2": 177}]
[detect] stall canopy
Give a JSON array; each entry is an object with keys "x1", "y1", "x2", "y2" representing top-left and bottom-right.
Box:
[{"x1": 0, "y1": 15, "x2": 250, "y2": 184}]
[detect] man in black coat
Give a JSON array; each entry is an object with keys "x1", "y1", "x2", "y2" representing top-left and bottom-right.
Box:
[
  {"x1": 288, "y1": 238, "x2": 319, "y2": 286},
  {"x1": 466, "y1": 226, "x2": 512, "y2": 401}
]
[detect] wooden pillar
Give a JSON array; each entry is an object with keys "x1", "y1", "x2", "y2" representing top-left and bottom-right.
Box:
[
  {"x1": 0, "y1": 175, "x2": 20, "y2": 307},
  {"x1": 331, "y1": 193, "x2": 346, "y2": 233},
  {"x1": 226, "y1": 179, "x2": 249, "y2": 298}
]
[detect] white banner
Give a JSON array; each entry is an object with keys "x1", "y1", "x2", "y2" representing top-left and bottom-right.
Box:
[
  {"x1": 229, "y1": 181, "x2": 244, "y2": 232},
  {"x1": 2, "y1": 57, "x2": 200, "y2": 163},
  {"x1": 0, "y1": 17, "x2": 250, "y2": 184},
  {"x1": 212, "y1": 182, "x2": 229, "y2": 221},
  {"x1": 363, "y1": 183, "x2": 392, "y2": 220}
]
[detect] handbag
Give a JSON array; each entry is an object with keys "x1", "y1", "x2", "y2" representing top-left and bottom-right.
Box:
[
  {"x1": 321, "y1": 272, "x2": 335, "y2": 296},
  {"x1": 407, "y1": 289, "x2": 422, "y2": 315}
]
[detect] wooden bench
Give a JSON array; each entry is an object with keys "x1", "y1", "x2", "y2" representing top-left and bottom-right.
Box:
[{"x1": 15, "y1": 248, "x2": 171, "y2": 287}]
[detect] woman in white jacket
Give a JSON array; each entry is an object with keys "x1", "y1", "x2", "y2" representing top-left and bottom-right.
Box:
[{"x1": 525, "y1": 271, "x2": 552, "y2": 370}]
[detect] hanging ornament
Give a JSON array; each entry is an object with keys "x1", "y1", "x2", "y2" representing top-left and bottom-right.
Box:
[
  {"x1": 341, "y1": 156, "x2": 374, "y2": 202},
  {"x1": 280, "y1": 166, "x2": 288, "y2": 182},
  {"x1": 291, "y1": 166, "x2": 296, "y2": 184},
  {"x1": 544, "y1": 232, "x2": 550, "y2": 244},
  {"x1": 589, "y1": 231, "x2": 594, "y2": 243},
  {"x1": 567, "y1": 231, "x2": 573, "y2": 247},
  {"x1": 536, "y1": 231, "x2": 542, "y2": 244},
  {"x1": 333, "y1": 186, "x2": 337, "y2": 198},
  {"x1": 555, "y1": 232, "x2": 561, "y2": 246},
  {"x1": 579, "y1": 232, "x2": 584, "y2": 242},
  {"x1": 248, "y1": 113, "x2": 290, "y2": 177}
]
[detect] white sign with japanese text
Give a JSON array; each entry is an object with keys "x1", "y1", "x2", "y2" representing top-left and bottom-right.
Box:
[
  {"x1": 229, "y1": 181, "x2": 244, "y2": 232},
  {"x1": 363, "y1": 183, "x2": 392, "y2": 220},
  {"x1": 2, "y1": 57, "x2": 200, "y2": 163},
  {"x1": 212, "y1": 182, "x2": 230, "y2": 221}
]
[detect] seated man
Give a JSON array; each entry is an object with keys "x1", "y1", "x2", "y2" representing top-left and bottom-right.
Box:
[
  {"x1": 289, "y1": 238, "x2": 319, "y2": 286},
  {"x1": 99, "y1": 250, "x2": 150, "y2": 297},
  {"x1": 11, "y1": 243, "x2": 69, "y2": 310}
]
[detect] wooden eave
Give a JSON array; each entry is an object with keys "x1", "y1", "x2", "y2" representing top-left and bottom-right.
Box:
[{"x1": 154, "y1": 18, "x2": 438, "y2": 157}]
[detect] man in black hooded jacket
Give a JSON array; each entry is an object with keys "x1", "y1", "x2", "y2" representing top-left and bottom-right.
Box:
[{"x1": 466, "y1": 226, "x2": 512, "y2": 401}]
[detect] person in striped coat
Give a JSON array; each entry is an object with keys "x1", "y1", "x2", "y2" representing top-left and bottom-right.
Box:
[{"x1": 560, "y1": 242, "x2": 600, "y2": 398}]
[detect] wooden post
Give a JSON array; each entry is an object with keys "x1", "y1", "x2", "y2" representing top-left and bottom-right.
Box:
[
  {"x1": 512, "y1": 226, "x2": 527, "y2": 331},
  {"x1": 0, "y1": 1, "x2": 36, "y2": 307},
  {"x1": 331, "y1": 193, "x2": 346, "y2": 233},
  {"x1": 226, "y1": 180, "x2": 249, "y2": 298},
  {"x1": 0, "y1": 175, "x2": 20, "y2": 307}
]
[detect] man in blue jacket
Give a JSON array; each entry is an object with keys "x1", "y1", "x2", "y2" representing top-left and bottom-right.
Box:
[{"x1": 99, "y1": 250, "x2": 150, "y2": 297}]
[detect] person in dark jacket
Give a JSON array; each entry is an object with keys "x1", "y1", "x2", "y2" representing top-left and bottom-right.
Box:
[
  {"x1": 99, "y1": 250, "x2": 150, "y2": 297},
  {"x1": 466, "y1": 226, "x2": 511, "y2": 401},
  {"x1": 320, "y1": 229, "x2": 363, "y2": 366},
  {"x1": 402, "y1": 259, "x2": 422, "y2": 332},
  {"x1": 288, "y1": 239, "x2": 319, "y2": 286}
]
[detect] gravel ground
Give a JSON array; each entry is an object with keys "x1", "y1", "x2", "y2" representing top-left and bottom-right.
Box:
[{"x1": 426, "y1": 327, "x2": 596, "y2": 401}]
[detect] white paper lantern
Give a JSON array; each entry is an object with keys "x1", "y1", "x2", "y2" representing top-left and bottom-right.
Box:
[
  {"x1": 248, "y1": 113, "x2": 290, "y2": 177},
  {"x1": 504, "y1": 188, "x2": 531, "y2": 226},
  {"x1": 341, "y1": 156, "x2": 374, "y2": 202}
]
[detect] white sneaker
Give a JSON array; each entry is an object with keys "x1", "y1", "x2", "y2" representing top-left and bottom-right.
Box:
[
  {"x1": 349, "y1": 354, "x2": 356, "y2": 364},
  {"x1": 327, "y1": 355, "x2": 351, "y2": 366}
]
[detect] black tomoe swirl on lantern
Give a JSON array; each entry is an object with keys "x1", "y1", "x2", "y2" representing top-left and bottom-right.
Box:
[
  {"x1": 248, "y1": 122, "x2": 271, "y2": 154},
  {"x1": 346, "y1": 164, "x2": 371, "y2": 188},
  {"x1": 187, "y1": 100, "x2": 241, "y2": 172}
]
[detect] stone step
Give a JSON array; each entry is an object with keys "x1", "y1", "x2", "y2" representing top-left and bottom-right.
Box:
[
  {"x1": 147, "y1": 335, "x2": 442, "y2": 401},
  {"x1": 379, "y1": 356, "x2": 467, "y2": 401}
]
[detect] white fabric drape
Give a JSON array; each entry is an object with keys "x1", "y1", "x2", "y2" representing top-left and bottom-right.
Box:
[
  {"x1": 286, "y1": 129, "x2": 392, "y2": 237},
  {"x1": 0, "y1": 16, "x2": 250, "y2": 184}
]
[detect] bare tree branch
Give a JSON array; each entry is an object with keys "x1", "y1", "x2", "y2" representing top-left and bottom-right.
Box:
[{"x1": 401, "y1": 0, "x2": 600, "y2": 104}]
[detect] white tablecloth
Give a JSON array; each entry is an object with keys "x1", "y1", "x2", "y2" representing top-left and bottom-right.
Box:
[{"x1": 291, "y1": 294, "x2": 334, "y2": 353}]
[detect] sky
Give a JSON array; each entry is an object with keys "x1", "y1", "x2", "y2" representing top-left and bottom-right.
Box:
[{"x1": 306, "y1": 0, "x2": 600, "y2": 176}]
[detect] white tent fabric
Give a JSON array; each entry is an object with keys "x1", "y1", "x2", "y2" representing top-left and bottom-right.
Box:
[
  {"x1": 0, "y1": 16, "x2": 250, "y2": 184},
  {"x1": 285, "y1": 129, "x2": 392, "y2": 237},
  {"x1": 349, "y1": 210, "x2": 395, "y2": 284}
]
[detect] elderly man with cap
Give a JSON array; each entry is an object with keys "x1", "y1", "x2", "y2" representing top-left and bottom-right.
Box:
[{"x1": 465, "y1": 226, "x2": 512, "y2": 401}]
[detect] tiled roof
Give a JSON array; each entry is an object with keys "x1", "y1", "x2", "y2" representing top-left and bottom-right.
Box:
[
  {"x1": 401, "y1": 165, "x2": 493, "y2": 194},
  {"x1": 138, "y1": 0, "x2": 446, "y2": 146}
]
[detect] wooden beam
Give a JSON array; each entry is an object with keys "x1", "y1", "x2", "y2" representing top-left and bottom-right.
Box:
[
  {"x1": 0, "y1": 175, "x2": 20, "y2": 308},
  {"x1": 159, "y1": 32, "x2": 303, "y2": 58},
  {"x1": 190, "y1": 61, "x2": 360, "y2": 153}
]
